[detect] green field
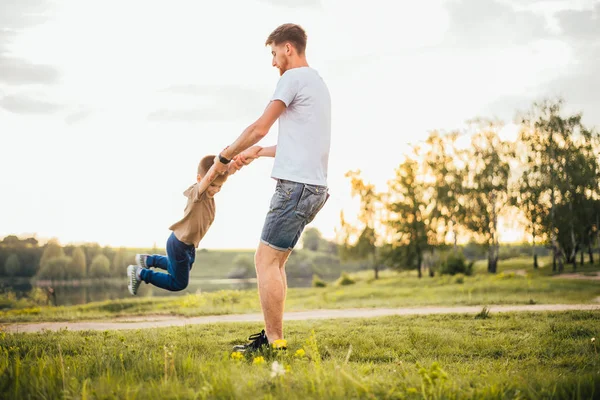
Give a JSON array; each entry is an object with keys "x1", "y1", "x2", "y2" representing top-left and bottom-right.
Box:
[
  {"x1": 2, "y1": 311, "x2": 599, "y2": 399},
  {"x1": 2, "y1": 256, "x2": 599, "y2": 323}
]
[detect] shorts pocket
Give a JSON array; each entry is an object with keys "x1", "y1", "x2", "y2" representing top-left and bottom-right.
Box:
[
  {"x1": 269, "y1": 181, "x2": 292, "y2": 212},
  {"x1": 295, "y1": 184, "x2": 328, "y2": 222}
]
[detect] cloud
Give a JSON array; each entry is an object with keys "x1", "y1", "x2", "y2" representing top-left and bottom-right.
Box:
[
  {"x1": 556, "y1": 2, "x2": 600, "y2": 40},
  {"x1": 0, "y1": 94, "x2": 62, "y2": 114},
  {"x1": 149, "y1": 84, "x2": 271, "y2": 122},
  {"x1": 0, "y1": 0, "x2": 60, "y2": 86},
  {"x1": 0, "y1": 55, "x2": 60, "y2": 85},
  {"x1": 444, "y1": 0, "x2": 550, "y2": 47},
  {"x1": 65, "y1": 107, "x2": 93, "y2": 124}
]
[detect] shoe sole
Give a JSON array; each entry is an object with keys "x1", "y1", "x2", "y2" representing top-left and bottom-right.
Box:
[
  {"x1": 135, "y1": 254, "x2": 147, "y2": 269},
  {"x1": 127, "y1": 265, "x2": 137, "y2": 295}
]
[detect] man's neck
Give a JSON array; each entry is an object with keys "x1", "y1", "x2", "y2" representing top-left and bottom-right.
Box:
[{"x1": 287, "y1": 56, "x2": 309, "y2": 70}]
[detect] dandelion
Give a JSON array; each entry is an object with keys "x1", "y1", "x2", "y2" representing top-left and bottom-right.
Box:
[
  {"x1": 294, "y1": 348, "x2": 306, "y2": 358},
  {"x1": 592, "y1": 338, "x2": 596, "y2": 343},
  {"x1": 270, "y1": 361, "x2": 286, "y2": 378},
  {"x1": 253, "y1": 356, "x2": 265, "y2": 365},
  {"x1": 272, "y1": 339, "x2": 287, "y2": 350},
  {"x1": 230, "y1": 351, "x2": 243, "y2": 361}
]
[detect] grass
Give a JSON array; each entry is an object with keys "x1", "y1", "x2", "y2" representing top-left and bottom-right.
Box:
[
  {"x1": 1, "y1": 311, "x2": 599, "y2": 399},
  {"x1": 2, "y1": 261, "x2": 600, "y2": 323}
]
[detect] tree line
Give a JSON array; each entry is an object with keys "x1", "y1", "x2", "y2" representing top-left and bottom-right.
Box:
[
  {"x1": 339, "y1": 98, "x2": 600, "y2": 277},
  {"x1": 0, "y1": 235, "x2": 145, "y2": 280}
]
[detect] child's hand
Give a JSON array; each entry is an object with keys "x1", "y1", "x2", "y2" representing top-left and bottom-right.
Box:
[
  {"x1": 233, "y1": 146, "x2": 262, "y2": 170},
  {"x1": 227, "y1": 162, "x2": 242, "y2": 175}
]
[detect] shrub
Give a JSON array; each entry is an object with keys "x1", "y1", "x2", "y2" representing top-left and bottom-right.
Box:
[
  {"x1": 439, "y1": 251, "x2": 473, "y2": 276},
  {"x1": 89, "y1": 254, "x2": 111, "y2": 278},
  {"x1": 312, "y1": 274, "x2": 327, "y2": 288},
  {"x1": 335, "y1": 272, "x2": 355, "y2": 286}
]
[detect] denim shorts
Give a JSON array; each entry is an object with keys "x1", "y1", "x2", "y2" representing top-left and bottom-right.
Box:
[{"x1": 261, "y1": 179, "x2": 329, "y2": 251}]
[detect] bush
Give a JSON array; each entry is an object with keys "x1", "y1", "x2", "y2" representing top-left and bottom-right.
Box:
[
  {"x1": 335, "y1": 272, "x2": 356, "y2": 286},
  {"x1": 228, "y1": 255, "x2": 255, "y2": 279},
  {"x1": 36, "y1": 256, "x2": 73, "y2": 280},
  {"x1": 89, "y1": 254, "x2": 111, "y2": 278},
  {"x1": 439, "y1": 251, "x2": 473, "y2": 276},
  {"x1": 312, "y1": 274, "x2": 327, "y2": 288},
  {"x1": 453, "y1": 273, "x2": 465, "y2": 284},
  {"x1": 4, "y1": 253, "x2": 20, "y2": 276}
]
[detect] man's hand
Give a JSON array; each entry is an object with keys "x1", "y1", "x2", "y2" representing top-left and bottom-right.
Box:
[{"x1": 232, "y1": 145, "x2": 262, "y2": 169}]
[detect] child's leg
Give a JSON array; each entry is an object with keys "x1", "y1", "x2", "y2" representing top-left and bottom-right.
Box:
[
  {"x1": 139, "y1": 233, "x2": 194, "y2": 291},
  {"x1": 146, "y1": 255, "x2": 169, "y2": 271}
]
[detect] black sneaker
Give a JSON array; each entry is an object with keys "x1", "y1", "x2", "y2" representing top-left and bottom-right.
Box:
[{"x1": 232, "y1": 330, "x2": 269, "y2": 353}]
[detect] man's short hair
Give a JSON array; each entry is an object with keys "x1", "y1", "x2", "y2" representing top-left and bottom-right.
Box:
[
  {"x1": 265, "y1": 23, "x2": 307, "y2": 55},
  {"x1": 197, "y1": 155, "x2": 228, "y2": 184}
]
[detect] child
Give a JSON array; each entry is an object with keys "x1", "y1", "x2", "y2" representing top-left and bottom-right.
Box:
[{"x1": 127, "y1": 154, "x2": 239, "y2": 295}]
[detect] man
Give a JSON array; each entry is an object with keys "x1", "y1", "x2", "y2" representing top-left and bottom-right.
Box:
[{"x1": 211, "y1": 23, "x2": 331, "y2": 351}]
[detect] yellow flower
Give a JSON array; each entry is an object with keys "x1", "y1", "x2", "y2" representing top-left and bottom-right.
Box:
[
  {"x1": 272, "y1": 339, "x2": 288, "y2": 349},
  {"x1": 294, "y1": 348, "x2": 306, "y2": 358},
  {"x1": 592, "y1": 338, "x2": 596, "y2": 343},
  {"x1": 230, "y1": 351, "x2": 243, "y2": 360},
  {"x1": 253, "y1": 356, "x2": 265, "y2": 365}
]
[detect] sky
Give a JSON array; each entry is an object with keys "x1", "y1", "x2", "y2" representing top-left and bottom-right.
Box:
[{"x1": 1, "y1": 0, "x2": 599, "y2": 249}]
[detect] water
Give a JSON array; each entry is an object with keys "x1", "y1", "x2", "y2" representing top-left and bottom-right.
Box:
[{"x1": 1, "y1": 277, "x2": 313, "y2": 307}]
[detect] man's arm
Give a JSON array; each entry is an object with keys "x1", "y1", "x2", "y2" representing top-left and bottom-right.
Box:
[{"x1": 220, "y1": 100, "x2": 286, "y2": 161}]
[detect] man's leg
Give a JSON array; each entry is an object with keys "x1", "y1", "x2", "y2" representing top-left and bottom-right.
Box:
[
  {"x1": 255, "y1": 242, "x2": 291, "y2": 342},
  {"x1": 279, "y1": 250, "x2": 291, "y2": 304}
]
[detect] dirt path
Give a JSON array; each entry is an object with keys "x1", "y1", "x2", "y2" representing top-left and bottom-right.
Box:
[
  {"x1": 553, "y1": 272, "x2": 600, "y2": 280},
  {"x1": 3, "y1": 304, "x2": 599, "y2": 334}
]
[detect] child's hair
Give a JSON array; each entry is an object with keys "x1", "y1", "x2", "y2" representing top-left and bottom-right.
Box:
[{"x1": 198, "y1": 155, "x2": 229, "y2": 183}]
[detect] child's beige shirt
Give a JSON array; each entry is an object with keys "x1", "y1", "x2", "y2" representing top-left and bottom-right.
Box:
[{"x1": 169, "y1": 183, "x2": 215, "y2": 248}]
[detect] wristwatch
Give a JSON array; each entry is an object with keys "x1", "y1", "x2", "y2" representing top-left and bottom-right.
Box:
[{"x1": 218, "y1": 153, "x2": 231, "y2": 164}]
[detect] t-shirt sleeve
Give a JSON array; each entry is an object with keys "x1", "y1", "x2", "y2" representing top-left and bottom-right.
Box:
[
  {"x1": 184, "y1": 184, "x2": 206, "y2": 203},
  {"x1": 271, "y1": 72, "x2": 298, "y2": 107}
]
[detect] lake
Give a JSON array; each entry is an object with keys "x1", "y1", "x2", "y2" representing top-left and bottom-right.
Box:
[{"x1": 1, "y1": 276, "x2": 313, "y2": 307}]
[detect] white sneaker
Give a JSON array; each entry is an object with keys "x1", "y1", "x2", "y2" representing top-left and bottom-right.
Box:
[
  {"x1": 127, "y1": 265, "x2": 142, "y2": 295},
  {"x1": 135, "y1": 254, "x2": 150, "y2": 269}
]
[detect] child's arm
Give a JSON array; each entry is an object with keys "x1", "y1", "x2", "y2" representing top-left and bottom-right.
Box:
[
  {"x1": 257, "y1": 145, "x2": 276, "y2": 158},
  {"x1": 195, "y1": 165, "x2": 220, "y2": 196}
]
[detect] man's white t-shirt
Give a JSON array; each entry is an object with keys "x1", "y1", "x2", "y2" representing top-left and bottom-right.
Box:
[{"x1": 270, "y1": 67, "x2": 331, "y2": 186}]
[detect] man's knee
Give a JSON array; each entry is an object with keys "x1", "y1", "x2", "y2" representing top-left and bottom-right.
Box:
[{"x1": 255, "y1": 243, "x2": 287, "y2": 272}]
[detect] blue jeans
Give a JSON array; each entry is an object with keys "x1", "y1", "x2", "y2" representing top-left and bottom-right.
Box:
[
  {"x1": 139, "y1": 232, "x2": 196, "y2": 291},
  {"x1": 261, "y1": 179, "x2": 329, "y2": 251}
]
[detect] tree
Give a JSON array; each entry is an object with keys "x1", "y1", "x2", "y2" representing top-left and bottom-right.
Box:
[
  {"x1": 70, "y1": 247, "x2": 87, "y2": 278},
  {"x1": 519, "y1": 98, "x2": 600, "y2": 272},
  {"x1": 4, "y1": 254, "x2": 20, "y2": 276},
  {"x1": 36, "y1": 256, "x2": 72, "y2": 280},
  {"x1": 111, "y1": 247, "x2": 127, "y2": 274},
  {"x1": 39, "y1": 239, "x2": 65, "y2": 270},
  {"x1": 339, "y1": 170, "x2": 382, "y2": 279},
  {"x1": 386, "y1": 156, "x2": 431, "y2": 278},
  {"x1": 89, "y1": 254, "x2": 111, "y2": 278},
  {"x1": 462, "y1": 120, "x2": 514, "y2": 273},
  {"x1": 510, "y1": 161, "x2": 548, "y2": 269},
  {"x1": 423, "y1": 130, "x2": 466, "y2": 251},
  {"x1": 302, "y1": 227, "x2": 325, "y2": 252},
  {"x1": 228, "y1": 254, "x2": 255, "y2": 279}
]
